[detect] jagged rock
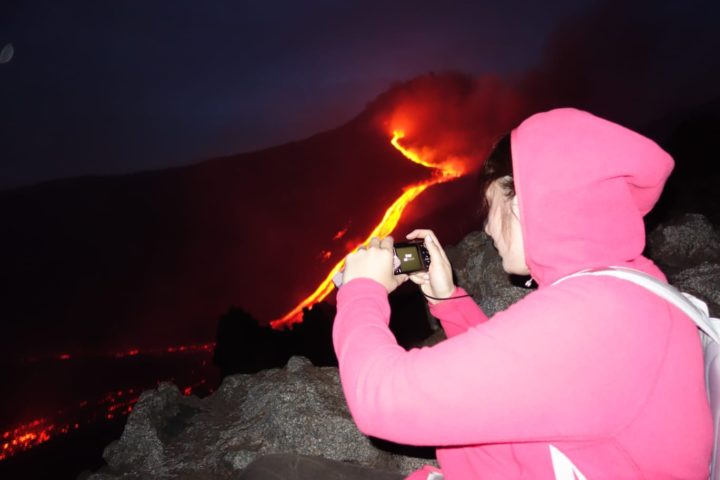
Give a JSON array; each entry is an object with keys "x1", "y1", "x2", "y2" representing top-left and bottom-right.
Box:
[
  {"x1": 446, "y1": 213, "x2": 720, "y2": 317},
  {"x1": 86, "y1": 357, "x2": 433, "y2": 480},
  {"x1": 647, "y1": 213, "x2": 720, "y2": 272},
  {"x1": 88, "y1": 213, "x2": 720, "y2": 480},
  {"x1": 646, "y1": 213, "x2": 720, "y2": 316},
  {"x1": 445, "y1": 230, "x2": 532, "y2": 315},
  {"x1": 670, "y1": 263, "x2": 720, "y2": 317}
]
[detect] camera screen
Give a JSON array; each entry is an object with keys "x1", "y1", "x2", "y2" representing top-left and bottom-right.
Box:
[{"x1": 395, "y1": 244, "x2": 423, "y2": 273}]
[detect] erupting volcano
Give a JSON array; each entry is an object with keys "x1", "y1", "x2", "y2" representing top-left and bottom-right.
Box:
[
  {"x1": 0, "y1": 118, "x2": 472, "y2": 471},
  {"x1": 0, "y1": 73, "x2": 525, "y2": 478},
  {"x1": 270, "y1": 129, "x2": 467, "y2": 328}
]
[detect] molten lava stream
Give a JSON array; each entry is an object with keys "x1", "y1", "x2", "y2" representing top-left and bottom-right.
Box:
[
  {"x1": 1, "y1": 342, "x2": 216, "y2": 461},
  {"x1": 270, "y1": 130, "x2": 464, "y2": 328}
]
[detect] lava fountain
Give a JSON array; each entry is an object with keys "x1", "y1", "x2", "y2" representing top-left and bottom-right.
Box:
[{"x1": 270, "y1": 130, "x2": 466, "y2": 328}]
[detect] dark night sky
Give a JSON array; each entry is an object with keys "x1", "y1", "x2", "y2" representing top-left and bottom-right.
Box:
[{"x1": 1, "y1": 0, "x2": 719, "y2": 189}]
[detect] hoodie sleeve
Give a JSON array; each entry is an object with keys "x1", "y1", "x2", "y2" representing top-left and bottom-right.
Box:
[
  {"x1": 428, "y1": 287, "x2": 488, "y2": 338},
  {"x1": 333, "y1": 276, "x2": 672, "y2": 447}
]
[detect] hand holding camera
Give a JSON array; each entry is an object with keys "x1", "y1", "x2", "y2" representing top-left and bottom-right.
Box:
[
  {"x1": 336, "y1": 230, "x2": 456, "y2": 301},
  {"x1": 392, "y1": 240, "x2": 432, "y2": 275},
  {"x1": 340, "y1": 236, "x2": 408, "y2": 294},
  {"x1": 404, "y1": 230, "x2": 456, "y2": 303}
]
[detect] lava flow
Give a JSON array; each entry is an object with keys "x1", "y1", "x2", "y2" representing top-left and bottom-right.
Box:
[
  {"x1": 270, "y1": 130, "x2": 465, "y2": 328},
  {"x1": 1, "y1": 342, "x2": 216, "y2": 462}
]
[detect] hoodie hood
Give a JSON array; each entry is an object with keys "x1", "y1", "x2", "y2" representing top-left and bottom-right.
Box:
[{"x1": 510, "y1": 108, "x2": 674, "y2": 286}]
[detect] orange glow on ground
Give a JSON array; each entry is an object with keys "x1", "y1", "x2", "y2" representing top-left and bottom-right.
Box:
[
  {"x1": 333, "y1": 227, "x2": 348, "y2": 240},
  {"x1": 270, "y1": 130, "x2": 466, "y2": 328},
  {"x1": 1, "y1": 130, "x2": 469, "y2": 462},
  {"x1": 1, "y1": 342, "x2": 216, "y2": 462}
]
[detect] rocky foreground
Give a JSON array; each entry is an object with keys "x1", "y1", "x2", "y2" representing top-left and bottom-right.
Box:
[{"x1": 84, "y1": 213, "x2": 720, "y2": 480}]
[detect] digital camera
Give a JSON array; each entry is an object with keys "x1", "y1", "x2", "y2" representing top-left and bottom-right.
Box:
[{"x1": 393, "y1": 240, "x2": 431, "y2": 275}]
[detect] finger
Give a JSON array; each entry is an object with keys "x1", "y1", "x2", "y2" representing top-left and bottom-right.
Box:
[
  {"x1": 407, "y1": 271, "x2": 429, "y2": 284},
  {"x1": 368, "y1": 236, "x2": 381, "y2": 248},
  {"x1": 423, "y1": 233, "x2": 449, "y2": 263},
  {"x1": 424, "y1": 231, "x2": 442, "y2": 249},
  {"x1": 406, "y1": 229, "x2": 430, "y2": 240},
  {"x1": 405, "y1": 229, "x2": 449, "y2": 264},
  {"x1": 394, "y1": 273, "x2": 409, "y2": 284},
  {"x1": 379, "y1": 236, "x2": 394, "y2": 251},
  {"x1": 407, "y1": 229, "x2": 442, "y2": 247}
]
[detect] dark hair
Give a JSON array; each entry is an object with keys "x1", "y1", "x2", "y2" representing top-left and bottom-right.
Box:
[{"x1": 477, "y1": 133, "x2": 515, "y2": 222}]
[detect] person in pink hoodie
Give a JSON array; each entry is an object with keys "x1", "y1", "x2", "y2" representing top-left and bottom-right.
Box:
[
  {"x1": 332, "y1": 108, "x2": 713, "y2": 479},
  {"x1": 238, "y1": 108, "x2": 713, "y2": 479}
]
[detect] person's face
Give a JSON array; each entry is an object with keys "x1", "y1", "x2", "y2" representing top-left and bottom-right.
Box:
[{"x1": 484, "y1": 179, "x2": 529, "y2": 275}]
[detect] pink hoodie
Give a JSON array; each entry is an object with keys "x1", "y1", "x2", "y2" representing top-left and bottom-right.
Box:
[{"x1": 333, "y1": 108, "x2": 713, "y2": 479}]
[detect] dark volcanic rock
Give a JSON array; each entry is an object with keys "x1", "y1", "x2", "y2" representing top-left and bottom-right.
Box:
[
  {"x1": 670, "y1": 263, "x2": 720, "y2": 317},
  {"x1": 445, "y1": 230, "x2": 532, "y2": 315},
  {"x1": 86, "y1": 357, "x2": 433, "y2": 480},
  {"x1": 646, "y1": 213, "x2": 720, "y2": 316},
  {"x1": 647, "y1": 213, "x2": 720, "y2": 272},
  {"x1": 87, "y1": 213, "x2": 720, "y2": 480},
  {"x1": 446, "y1": 213, "x2": 720, "y2": 316}
]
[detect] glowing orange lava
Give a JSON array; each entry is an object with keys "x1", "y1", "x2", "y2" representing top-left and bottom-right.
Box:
[
  {"x1": 270, "y1": 130, "x2": 464, "y2": 328},
  {"x1": 1, "y1": 342, "x2": 216, "y2": 461},
  {"x1": 333, "y1": 227, "x2": 348, "y2": 240}
]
